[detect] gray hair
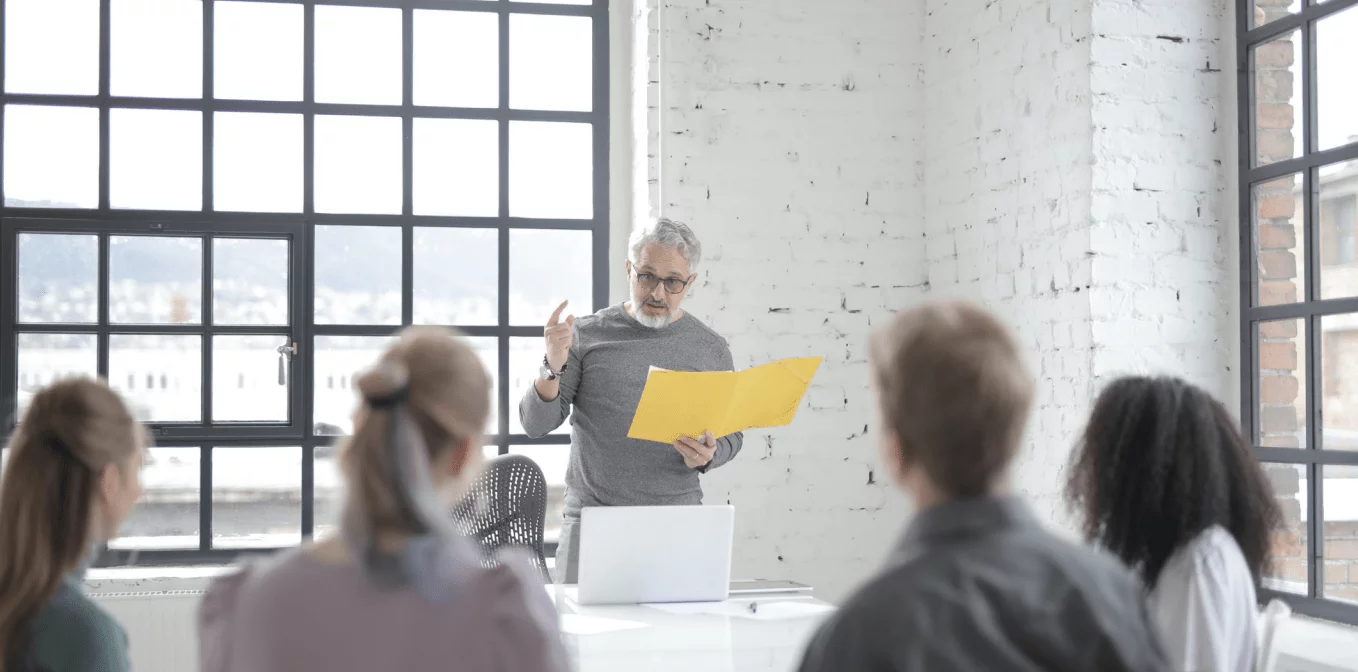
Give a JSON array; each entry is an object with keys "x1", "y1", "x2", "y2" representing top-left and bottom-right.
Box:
[{"x1": 628, "y1": 217, "x2": 703, "y2": 273}]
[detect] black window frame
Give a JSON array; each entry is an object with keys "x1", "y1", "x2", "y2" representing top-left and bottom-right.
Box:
[
  {"x1": 0, "y1": 0, "x2": 609, "y2": 566},
  {"x1": 1239, "y1": 0, "x2": 1358, "y2": 625}
]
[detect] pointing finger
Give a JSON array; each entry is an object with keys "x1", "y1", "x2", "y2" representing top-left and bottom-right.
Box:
[{"x1": 547, "y1": 300, "x2": 569, "y2": 326}]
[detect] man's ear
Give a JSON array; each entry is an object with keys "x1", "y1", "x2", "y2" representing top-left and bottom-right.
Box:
[{"x1": 881, "y1": 432, "x2": 910, "y2": 486}]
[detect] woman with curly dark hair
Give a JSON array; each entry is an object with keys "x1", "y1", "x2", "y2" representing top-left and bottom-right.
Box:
[{"x1": 1067, "y1": 375, "x2": 1282, "y2": 672}]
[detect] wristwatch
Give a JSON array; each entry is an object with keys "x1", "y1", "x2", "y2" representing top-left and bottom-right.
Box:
[{"x1": 540, "y1": 355, "x2": 568, "y2": 382}]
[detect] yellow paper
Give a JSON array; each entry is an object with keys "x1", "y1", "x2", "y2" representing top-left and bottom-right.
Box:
[{"x1": 626, "y1": 357, "x2": 823, "y2": 444}]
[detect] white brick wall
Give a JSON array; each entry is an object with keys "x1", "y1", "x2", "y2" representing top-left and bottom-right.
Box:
[
  {"x1": 1088, "y1": 0, "x2": 1239, "y2": 404},
  {"x1": 635, "y1": 0, "x2": 1239, "y2": 603},
  {"x1": 645, "y1": 0, "x2": 926, "y2": 603},
  {"x1": 923, "y1": 0, "x2": 1096, "y2": 532}
]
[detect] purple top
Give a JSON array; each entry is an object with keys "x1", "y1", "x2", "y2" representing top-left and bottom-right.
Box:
[{"x1": 198, "y1": 545, "x2": 568, "y2": 672}]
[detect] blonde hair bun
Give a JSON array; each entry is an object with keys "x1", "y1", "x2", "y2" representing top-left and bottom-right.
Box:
[{"x1": 357, "y1": 360, "x2": 411, "y2": 406}]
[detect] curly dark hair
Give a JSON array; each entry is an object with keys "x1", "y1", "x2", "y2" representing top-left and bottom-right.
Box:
[{"x1": 1065, "y1": 376, "x2": 1282, "y2": 588}]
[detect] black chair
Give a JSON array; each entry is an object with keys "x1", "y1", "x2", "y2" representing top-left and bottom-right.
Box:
[{"x1": 449, "y1": 453, "x2": 551, "y2": 582}]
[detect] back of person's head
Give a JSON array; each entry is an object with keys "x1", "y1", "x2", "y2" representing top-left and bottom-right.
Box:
[
  {"x1": 869, "y1": 300, "x2": 1035, "y2": 499},
  {"x1": 340, "y1": 326, "x2": 491, "y2": 540},
  {"x1": 1066, "y1": 376, "x2": 1281, "y2": 588},
  {"x1": 0, "y1": 379, "x2": 145, "y2": 670}
]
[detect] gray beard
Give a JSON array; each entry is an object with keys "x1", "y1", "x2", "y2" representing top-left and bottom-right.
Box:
[{"x1": 633, "y1": 304, "x2": 671, "y2": 329}]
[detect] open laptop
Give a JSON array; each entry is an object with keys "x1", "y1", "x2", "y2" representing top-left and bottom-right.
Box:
[{"x1": 576, "y1": 505, "x2": 734, "y2": 605}]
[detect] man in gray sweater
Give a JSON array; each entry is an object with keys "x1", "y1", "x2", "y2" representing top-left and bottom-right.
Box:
[{"x1": 518, "y1": 218, "x2": 743, "y2": 583}]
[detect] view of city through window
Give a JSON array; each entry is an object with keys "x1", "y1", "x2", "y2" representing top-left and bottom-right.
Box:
[
  {"x1": 0, "y1": 0, "x2": 605, "y2": 559},
  {"x1": 1247, "y1": 0, "x2": 1358, "y2": 609}
]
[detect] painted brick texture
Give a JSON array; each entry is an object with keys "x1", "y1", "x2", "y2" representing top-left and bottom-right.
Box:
[
  {"x1": 643, "y1": 0, "x2": 1238, "y2": 602},
  {"x1": 648, "y1": 0, "x2": 926, "y2": 602}
]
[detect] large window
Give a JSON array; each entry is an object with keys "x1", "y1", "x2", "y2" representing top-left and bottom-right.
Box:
[
  {"x1": 0, "y1": 0, "x2": 607, "y2": 564},
  {"x1": 1240, "y1": 0, "x2": 1358, "y2": 623}
]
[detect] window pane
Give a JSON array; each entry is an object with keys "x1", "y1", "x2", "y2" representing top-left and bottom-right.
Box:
[
  {"x1": 413, "y1": 10, "x2": 497, "y2": 108},
  {"x1": 511, "y1": 0, "x2": 591, "y2": 5},
  {"x1": 108, "y1": 447, "x2": 199, "y2": 551},
  {"x1": 413, "y1": 118, "x2": 498, "y2": 217},
  {"x1": 1258, "y1": 319, "x2": 1308, "y2": 449},
  {"x1": 509, "y1": 121, "x2": 592, "y2": 219},
  {"x1": 18, "y1": 233, "x2": 98, "y2": 324},
  {"x1": 1264, "y1": 462, "x2": 1309, "y2": 595},
  {"x1": 109, "y1": 236, "x2": 203, "y2": 325},
  {"x1": 509, "y1": 337, "x2": 569, "y2": 436},
  {"x1": 214, "y1": 238, "x2": 289, "y2": 326},
  {"x1": 4, "y1": 0, "x2": 99, "y2": 95},
  {"x1": 509, "y1": 445, "x2": 569, "y2": 544},
  {"x1": 214, "y1": 1, "x2": 303, "y2": 102},
  {"x1": 213, "y1": 447, "x2": 301, "y2": 549},
  {"x1": 213, "y1": 335, "x2": 290, "y2": 423},
  {"x1": 110, "y1": 0, "x2": 202, "y2": 99},
  {"x1": 1323, "y1": 314, "x2": 1358, "y2": 451},
  {"x1": 510, "y1": 229, "x2": 591, "y2": 326},
  {"x1": 1320, "y1": 160, "x2": 1358, "y2": 300},
  {"x1": 1318, "y1": 6, "x2": 1358, "y2": 152},
  {"x1": 214, "y1": 112, "x2": 303, "y2": 213},
  {"x1": 3, "y1": 105, "x2": 99, "y2": 209},
  {"x1": 1252, "y1": 29, "x2": 1302, "y2": 168},
  {"x1": 110, "y1": 334, "x2": 202, "y2": 423},
  {"x1": 413, "y1": 227, "x2": 497, "y2": 326},
  {"x1": 16, "y1": 333, "x2": 97, "y2": 420},
  {"x1": 314, "y1": 445, "x2": 341, "y2": 541},
  {"x1": 509, "y1": 14, "x2": 592, "y2": 112},
  {"x1": 1251, "y1": 0, "x2": 1301, "y2": 29},
  {"x1": 466, "y1": 337, "x2": 498, "y2": 435},
  {"x1": 1323, "y1": 465, "x2": 1358, "y2": 604},
  {"x1": 314, "y1": 225, "x2": 402, "y2": 326},
  {"x1": 314, "y1": 115, "x2": 402, "y2": 215},
  {"x1": 314, "y1": 6, "x2": 401, "y2": 105},
  {"x1": 314, "y1": 335, "x2": 392, "y2": 435},
  {"x1": 1254, "y1": 173, "x2": 1303, "y2": 306},
  {"x1": 110, "y1": 109, "x2": 203, "y2": 211}
]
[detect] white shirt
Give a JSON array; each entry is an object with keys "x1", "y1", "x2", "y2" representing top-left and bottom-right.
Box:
[{"x1": 1149, "y1": 525, "x2": 1258, "y2": 672}]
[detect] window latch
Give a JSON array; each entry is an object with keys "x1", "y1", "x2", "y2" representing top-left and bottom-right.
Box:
[{"x1": 276, "y1": 340, "x2": 297, "y2": 386}]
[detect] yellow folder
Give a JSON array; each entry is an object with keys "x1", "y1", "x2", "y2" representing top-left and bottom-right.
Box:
[{"x1": 626, "y1": 357, "x2": 823, "y2": 444}]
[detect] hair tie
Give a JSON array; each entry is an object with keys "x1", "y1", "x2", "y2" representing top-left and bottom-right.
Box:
[{"x1": 366, "y1": 386, "x2": 410, "y2": 410}]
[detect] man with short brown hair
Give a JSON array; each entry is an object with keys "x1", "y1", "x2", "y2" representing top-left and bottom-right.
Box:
[{"x1": 797, "y1": 300, "x2": 1169, "y2": 672}]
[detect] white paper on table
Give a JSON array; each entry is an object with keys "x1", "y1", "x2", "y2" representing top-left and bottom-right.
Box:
[
  {"x1": 641, "y1": 597, "x2": 824, "y2": 619},
  {"x1": 641, "y1": 601, "x2": 734, "y2": 616},
  {"x1": 558, "y1": 613, "x2": 650, "y2": 636},
  {"x1": 731, "y1": 601, "x2": 836, "y2": 621}
]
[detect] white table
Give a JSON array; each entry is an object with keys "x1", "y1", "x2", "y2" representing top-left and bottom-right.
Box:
[{"x1": 546, "y1": 585, "x2": 835, "y2": 672}]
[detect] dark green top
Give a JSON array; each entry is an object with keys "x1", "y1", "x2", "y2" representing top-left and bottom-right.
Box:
[{"x1": 12, "y1": 576, "x2": 129, "y2": 672}]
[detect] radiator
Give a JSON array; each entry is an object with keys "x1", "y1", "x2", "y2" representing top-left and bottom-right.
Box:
[{"x1": 90, "y1": 590, "x2": 203, "y2": 672}]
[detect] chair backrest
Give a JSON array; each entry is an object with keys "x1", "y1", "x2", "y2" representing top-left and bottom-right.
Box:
[
  {"x1": 1255, "y1": 598, "x2": 1293, "y2": 672},
  {"x1": 449, "y1": 453, "x2": 551, "y2": 581}
]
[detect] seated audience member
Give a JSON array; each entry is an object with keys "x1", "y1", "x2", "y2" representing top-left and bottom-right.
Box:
[
  {"x1": 199, "y1": 327, "x2": 567, "y2": 672},
  {"x1": 797, "y1": 301, "x2": 1168, "y2": 672},
  {"x1": 1067, "y1": 376, "x2": 1281, "y2": 672},
  {"x1": 0, "y1": 379, "x2": 147, "y2": 672}
]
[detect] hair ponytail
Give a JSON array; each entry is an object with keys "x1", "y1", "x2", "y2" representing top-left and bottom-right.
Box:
[
  {"x1": 0, "y1": 379, "x2": 142, "y2": 671},
  {"x1": 337, "y1": 327, "x2": 491, "y2": 600}
]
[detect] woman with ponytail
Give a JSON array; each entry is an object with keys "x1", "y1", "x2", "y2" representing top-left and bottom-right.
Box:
[
  {"x1": 199, "y1": 327, "x2": 567, "y2": 672},
  {"x1": 0, "y1": 378, "x2": 146, "y2": 672}
]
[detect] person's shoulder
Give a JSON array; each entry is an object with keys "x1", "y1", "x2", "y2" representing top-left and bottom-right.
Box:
[
  {"x1": 33, "y1": 581, "x2": 126, "y2": 643},
  {"x1": 27, "y1": 581, "x2": 129, "y2": 670},
  {"x1": 571, "y1": 304, "x2": 621, "y2": 338},
  {"x1": 1027, "y1": 527, "x2": 1146, "y2": 589},
  {"x1": 200, "y1": 548, "x2": 309, "y2": 630},
  {"x1": 678, "y1": 312, "x2": 730, "y2": 348},
  {"x1": 799, "y1": 566, "x2": 925, "y2": 671},
  {"x1": 1158, "y1": 525, "x2": 1254, "y2": 593}
]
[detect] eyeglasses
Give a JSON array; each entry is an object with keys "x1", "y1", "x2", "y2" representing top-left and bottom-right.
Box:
[{"x1": 634, "y1": 271, "x2": 690, "y2": 294}]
